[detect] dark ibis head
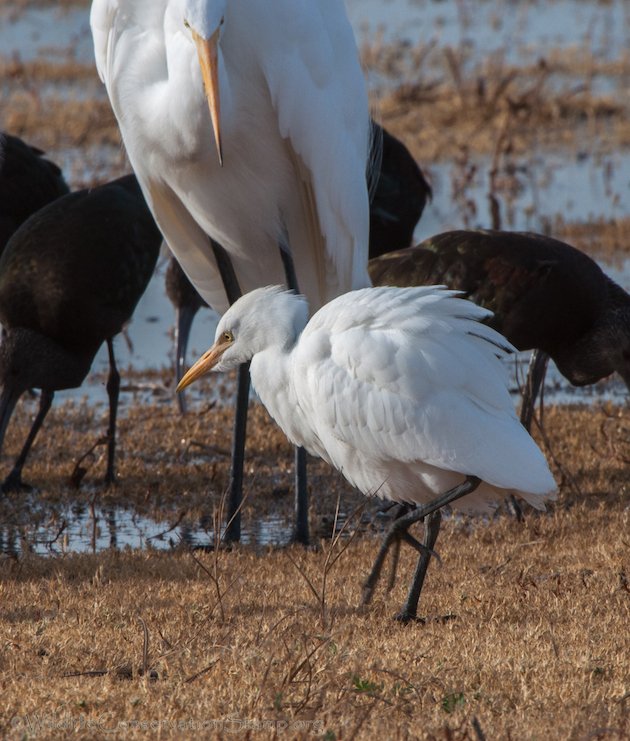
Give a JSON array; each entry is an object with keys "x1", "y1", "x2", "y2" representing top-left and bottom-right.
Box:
[
  {"x1": 552, "y1": 280, "x2": 630, "y2": 391},
  {"x1": 165, "y1": 256, "x2": 209, "y2": 414}
]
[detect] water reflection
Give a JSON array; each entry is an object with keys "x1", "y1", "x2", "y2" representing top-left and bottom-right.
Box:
[{"x1": 0, "y1": 503, "x2": 296, "y2": 557}]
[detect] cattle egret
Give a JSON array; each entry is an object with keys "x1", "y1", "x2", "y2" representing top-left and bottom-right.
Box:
[{"x1": 177, "y1": 285, "x2": 557, "y2": 621}]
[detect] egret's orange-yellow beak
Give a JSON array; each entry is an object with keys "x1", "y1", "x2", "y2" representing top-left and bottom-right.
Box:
[
  {"x1": 192, "y1": 28, "x2": 223, "y2": 166},
  {"x1": 176, "y1": 337, "x2": 231, "y2": 392}
]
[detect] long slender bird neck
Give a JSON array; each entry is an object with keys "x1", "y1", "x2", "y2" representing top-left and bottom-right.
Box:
[
  {"x1": 0, "y1": 328, "x2": 94, "y2": 393},
  {"x1": 235, "y1": 289, "x2": 310, "y2": 428},
  {"x1": 553, "y1": 277, "x2": 630, "y2": 387}
]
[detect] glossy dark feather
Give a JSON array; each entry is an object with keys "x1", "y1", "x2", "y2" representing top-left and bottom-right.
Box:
[{"x1": 369, "y1": 125, "x2": 432, "y2": 258}]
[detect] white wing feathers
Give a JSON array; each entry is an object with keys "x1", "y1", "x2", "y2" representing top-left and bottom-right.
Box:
[
  {"x1": 259, "y1": 0, "x2": 371, "y2": 300},
  {"x1": 90, "y1": 0, "x2": 119, "y2": 84},
  {"x1": 292, "y1": 287, "x2": 555, "y2": 498}
]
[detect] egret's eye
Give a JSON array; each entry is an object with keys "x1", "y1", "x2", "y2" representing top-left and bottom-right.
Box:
[
  {"x1": 222, "y1": 330, "x2": 234, "y2": 343},
  {"x1": 220, "y1": 16, "x2": 225, "y2": 26},
  {"x1": 184, "y1": 19, "x2": 190, "y2": 29}
]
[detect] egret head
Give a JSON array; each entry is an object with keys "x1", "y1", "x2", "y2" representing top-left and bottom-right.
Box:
[
  {"x1": 177, "y1": 286, "x2": 309, "y2": 390},
  {"x1": 182, "y1": 0, "x2": 227, "y2": 165}
]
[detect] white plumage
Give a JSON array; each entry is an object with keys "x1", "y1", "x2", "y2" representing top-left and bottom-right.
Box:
[
  {"x1": 178, "y1": 285, "x2": 557, "y2": 618},
  {"x1": 89, "y1": 0, "x2": 372, "y2": 315}
]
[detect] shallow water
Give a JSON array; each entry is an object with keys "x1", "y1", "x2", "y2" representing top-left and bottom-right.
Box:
[
  {"x1": 0, "y1": 503, "x2": 295, "y2": 556},
  {"x1": 346, "y1": 0, "x2": 630, "y2": 62}
]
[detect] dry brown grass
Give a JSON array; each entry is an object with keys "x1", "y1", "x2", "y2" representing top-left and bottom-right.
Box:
[
  {"x1": 1, "y1": 397, "x2": 629, "y2": 739},
  {"x1": 1, "y1": 8, "x2": 629, "y2": 737},
  {"x1": 363, "y1": 38, "x2": 630, "y2": 163}
]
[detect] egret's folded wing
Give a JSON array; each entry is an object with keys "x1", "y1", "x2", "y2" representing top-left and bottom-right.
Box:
[
  {"x1": 89, "y1": 0, "x2": 120, "y2": 84},
  {"x1": 293, "y1": 286, "x2": 554, "y2": 495},
  {"x1": 136, "y1": 174, "x2": 229, "y2": 314},
  {"x1": 256, "y1": 0, "x2": 371, "y2": 304}
]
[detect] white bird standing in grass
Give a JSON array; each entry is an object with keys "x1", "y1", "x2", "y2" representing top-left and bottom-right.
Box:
[
  {"x1": 177, "y1": 285, "x2": 557, "y2": 621},
  {"x1": 90, "y1": 0, "x2": 372, "y2": 543}
]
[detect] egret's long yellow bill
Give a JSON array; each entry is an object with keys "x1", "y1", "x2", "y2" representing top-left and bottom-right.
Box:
[
  {"x1": 192, "y1": 29, "x2": 223, "y2": 166},
  {"x1": 176, "y1": 337, "x2": 230, "y2": 392}
]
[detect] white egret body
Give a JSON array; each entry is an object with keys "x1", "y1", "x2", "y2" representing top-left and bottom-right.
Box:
[
  {"x1": 178, "y1": 285, "x2": 557, "y2": 618},
  {"x1": 90, "y1": 0, "x2": 372, "y2": 315}
]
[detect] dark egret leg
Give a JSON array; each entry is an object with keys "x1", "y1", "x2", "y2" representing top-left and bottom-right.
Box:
[
  {"x1": 396, "y1": 509, "x2": 442, "y2": 623},
  {"x1": 279, "y1": 245, "x2": 309, "y2": 545},
  {"x1": 175, "y1": 304, "x2": 200, "y2": 415},
  {"x1": 519, "y1": 350, "x2": 549, "y2": 432},
  {"x1": 210, "y1": 239, "x2": 247, "y2": 543},
  {"x1": 362, "y1": 476, "x2": 481, "y2": 617},
  {"x1": 384, "y1": 503, "x2": 413, "y2": 592},
  {"x1": 2, "y1": 390, "x2": 54, "y2": 492},
  {"x1": 104, "y1": 338, "x2": 120, "y2": 486}
]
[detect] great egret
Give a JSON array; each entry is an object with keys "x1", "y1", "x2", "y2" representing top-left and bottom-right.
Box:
[
  {"x1": 90, "y1": 0, "x2": 372, "y2": 544},
  {"x1": 369, "y1": 229, "x2": 630, "y2": 430},
  {"x1": 166, "y1": 124, "x2": 431, "y2": 415},
  {"x1": 0, "y1": 132, "x2": 69, "y2": 251},
  {"x1": 177, "y1": 285, "x2": 557, "y2": 621},
  {"x1": 0, "y1": 175, "x2": 162, "y2": 492}
]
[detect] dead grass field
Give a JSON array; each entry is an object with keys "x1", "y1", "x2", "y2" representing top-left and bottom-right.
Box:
[
  {"x1": 1, "y1": 2, "x2": 629, "y2": 738},
  {"x1": 0, "y1": 399, "x2": 629, "y2": 739}
]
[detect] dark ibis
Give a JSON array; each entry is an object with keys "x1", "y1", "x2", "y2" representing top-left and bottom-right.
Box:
[
  {"x1": 0, "y1": 132, "x2": 70, "y2": 250},
  {"x1": 369, "y1": 124, "x2": 433, "y2": 258},
  {"x1": 369, "y1": 229, "x2": 630, "y2": 429},
  {"x1": 169, "y1": 125, "x2": 432, "y2": 414},
  {"x1": 0, "y1": 174, "x2": 162, "y2": 492}
]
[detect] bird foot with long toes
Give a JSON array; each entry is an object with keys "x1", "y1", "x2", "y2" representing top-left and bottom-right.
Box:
[
  {"x1": 394, "y1": 610, "x2": 424, "y2": 625},
  {"x1": 1, "y1": 472, "x2": 32, "y2": 494},
  {"x1": 394, "y1": 611, "x2": 458, "y2": 625}
]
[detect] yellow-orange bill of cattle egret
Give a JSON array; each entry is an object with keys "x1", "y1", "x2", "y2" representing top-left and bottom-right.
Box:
[{"x1": 177, "y1": 285, "x2": 557, "y2": 621}]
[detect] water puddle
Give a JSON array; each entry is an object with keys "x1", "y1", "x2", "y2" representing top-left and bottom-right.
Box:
[{"x1": 0, "y1": 503, "x2": 296, "y2": 557}]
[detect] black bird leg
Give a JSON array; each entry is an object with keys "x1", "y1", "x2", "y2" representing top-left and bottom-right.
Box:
[
  {"x1": 279, "y1": 244, "x2": 309, "y2": 545},
  {"x1": 382, "y1": 503, "x2": 414, "y2": 592},
  {"x1": 505, "y1": 350, "x2": 550, "y2": 521},
  {"x1": 396, "y1": 509, "x2": 442, "y2": 623},
  {"x1": 104, "y1": 337, "x2": 120, "y2": 486},
  {"x1": 175, "y1": 304, "x2": 200, "y2": 415},
  {"x1": 2, "y1": 390, "x2": 54, "y2": 492},
  {"x1": 210, "y1": 239, "x2": 247, "y2": 543},
  {"x1": 520, "y1": 350, "x2": 550, "y2": 432},
  {"x1": 362, "y1": 476, "x2": 481, "y2": 620}
]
